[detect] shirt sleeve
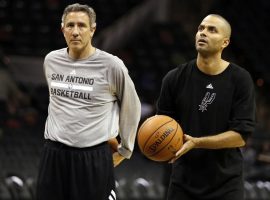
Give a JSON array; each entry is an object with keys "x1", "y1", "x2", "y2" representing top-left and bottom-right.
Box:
[
  {"x1": 110, "y1": 58, "x2": 141, "y2": 159},
  {"x1": 156, "y1": 68, "x2": 178, "y2": 119},
  {"x1": 228, "y1": 69, "x2": 256, "y2": 140}
]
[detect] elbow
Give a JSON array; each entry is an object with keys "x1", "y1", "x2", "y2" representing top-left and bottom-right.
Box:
[
  {"x1": 239, "y1": 139, "x2": 246, "y2": 147},
  {"x1": 232, "y1": 131, "x2": 246, "y2": 148},
  {"x1": 237, "y1": 134, "x2": 246, "y2": 147}
]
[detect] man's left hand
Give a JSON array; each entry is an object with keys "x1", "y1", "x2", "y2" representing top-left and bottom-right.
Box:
[{"x1": 113, "y1": 152, "x2": 125, "y2": 167}]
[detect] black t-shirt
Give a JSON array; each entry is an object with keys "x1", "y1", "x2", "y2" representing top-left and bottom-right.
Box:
[{"x1": 156, "y1": 59, "x2": 256, "y2": 198}]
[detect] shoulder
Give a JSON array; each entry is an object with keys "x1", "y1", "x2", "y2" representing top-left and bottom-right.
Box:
[
  {"x1": 229, "y1": 63, "x2": 251, "y2": 76},
  {"x1": 96, "y1": 49, "x2": 127, "y2": 73},
  {"x1": 163, "y1": 59, "x2": 195, "y2": 82},
  {"x1": 44, "y1": 48, "x2": 67, "y2": 61},
  {"x1": 228, "y1": 63, "x2": 255, "y2": 96},
  {"x1": 96, "y1": 49, "x2": 124, "y2": 66},
  {"x1": 229, "y1": 63, "x2": 253, "y2": 85}
]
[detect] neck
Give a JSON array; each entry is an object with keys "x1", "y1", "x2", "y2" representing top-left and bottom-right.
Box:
[
  {"x1": 196, "y1": 53, "x2": 229, "y2": 75},
  {"x1": 69, "y1": 44, "x2": 96, "y2": 60}
]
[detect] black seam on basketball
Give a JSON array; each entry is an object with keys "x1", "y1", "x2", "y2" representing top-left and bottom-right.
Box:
[
  {"x1": 148, "y1": 121, "x2": 179, "y2": 159},
  {"x1": 137, "y1": 116, "x2": 157, "y2": 150},
  {"x1": 142, "y1": 118, "x2": 174, "y2": 153},
  {"x1": 138, "y1": 115, "x2": 168, "y2": 136}
]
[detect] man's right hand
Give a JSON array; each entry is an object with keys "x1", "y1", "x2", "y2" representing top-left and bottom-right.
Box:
[{"x1": 169, "y1": 134, "x2": 196, "y2": 163}]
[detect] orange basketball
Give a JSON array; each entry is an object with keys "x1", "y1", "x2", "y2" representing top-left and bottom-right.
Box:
[{"x1": 137, "y1": 115, "x2": 183, "y2": 162}]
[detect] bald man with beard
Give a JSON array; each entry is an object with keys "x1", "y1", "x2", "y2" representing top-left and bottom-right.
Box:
[{"x1": 156, "y1": 14, "x2": 256, "y2": 200}]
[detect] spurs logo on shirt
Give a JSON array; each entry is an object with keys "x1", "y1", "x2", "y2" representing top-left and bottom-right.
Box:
[{"x1": 199, "y1": 92, "x2": 216, "y2": 112}]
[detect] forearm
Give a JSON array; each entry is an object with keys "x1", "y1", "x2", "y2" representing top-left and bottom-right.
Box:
[
  {"x1": 118, "y1": 81, "x2": 141, "y2": 158},
  {"x1": 170, "y1": 131, "x2": 246, "y2": 163},
  {"x1": 118, "y1": 96, "x2": 141, "y2": 158},
  {"x1": 192, "y1": 131, "x2": 246, "y2": 149},
  {"x1": 112, "y1": 61, "x2": 141, "y2": 158}
]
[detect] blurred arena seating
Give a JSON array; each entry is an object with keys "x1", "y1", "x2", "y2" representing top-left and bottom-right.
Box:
[
  {"x1": 1, "y1": 0, "x2": 270, "y2": 199},
  {"x1": 0, "y1": 0, "x2": 144, "y2": 56}
]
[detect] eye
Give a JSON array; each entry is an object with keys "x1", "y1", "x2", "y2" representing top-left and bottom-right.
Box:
[
  {"x1": 198, "y1": 25, "x2": 204, "y2": 31},
  {"x1": 78, "y1": 23, "x2": 87, "y2": 28},
  {"x1": 66, "y1": 23, "x2": 74, "y2": 28},
  {"x1": 208, "y1": 26, "x2": 217, "y2": 33}
]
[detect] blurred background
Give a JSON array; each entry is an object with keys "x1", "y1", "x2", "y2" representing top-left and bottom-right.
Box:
[{"x1": 0, "y1": 0, "x2": 270, "y2": 199}]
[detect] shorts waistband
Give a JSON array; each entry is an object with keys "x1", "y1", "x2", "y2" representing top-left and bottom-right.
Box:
[{"x1": 44, "y1": 139, "x2": 108, "y2": 151}]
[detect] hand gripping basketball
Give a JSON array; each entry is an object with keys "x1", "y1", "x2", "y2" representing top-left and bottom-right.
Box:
[{"x1": 169, "y1": 134, "x2": 196, "y2": 163}]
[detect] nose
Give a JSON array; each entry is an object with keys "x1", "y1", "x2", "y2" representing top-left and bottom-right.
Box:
[
  {"x1": 200, "y1": 30, "x2": 206, "y2": 37},
  {"x1": 72, "y1": 25, "x2": 79, "y2": 37}
]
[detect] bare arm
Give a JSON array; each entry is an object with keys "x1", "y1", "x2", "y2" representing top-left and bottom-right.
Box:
[
  {"x1": 192, "y1": 131, "x2": 245, "y2": 149},
  {"x1": 170, "y1": 131, "x2": 245, "y2": 163}
]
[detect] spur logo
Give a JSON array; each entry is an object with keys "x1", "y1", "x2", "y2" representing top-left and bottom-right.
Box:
[{"x1": 198, "y1": 92, "x2": 216, "y2": 112}]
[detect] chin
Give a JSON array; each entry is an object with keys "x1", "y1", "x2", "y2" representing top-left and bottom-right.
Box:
[
  {"x1": 69, "y1": 45, "x2": 82, "y2": 51},
  {"x1": 196, "y1": 46, "x2": 205, "y2": 52},
  {"x1": 197, "y1": 48, "x2": 210, "y2": 56}
]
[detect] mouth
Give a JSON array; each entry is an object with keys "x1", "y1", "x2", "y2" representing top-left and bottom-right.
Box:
[
  {"x1": 197, "y1": 38, "x2": 207, "y2": 44},
  {"x1": 70, "y1": 40, "x2": 81, "y2": 43}
]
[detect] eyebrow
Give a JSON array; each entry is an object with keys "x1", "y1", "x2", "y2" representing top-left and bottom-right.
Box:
[
  {"x1": 199, "y1": 24, "x2": 218, "y2": 30},
  {"x1": 199, "y1": 24, "x2": 216, "y2": 28},
  {"x1": 65, "y1": 21, "x2": 88, "y2": 26},
  {"x1": 208, "y1": 25, "x2": 217, "y2": 30}
]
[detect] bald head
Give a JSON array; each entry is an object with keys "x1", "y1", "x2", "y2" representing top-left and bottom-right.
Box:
[{"x1": 202, "y1": 14, "x2": 231, "y2": 39}]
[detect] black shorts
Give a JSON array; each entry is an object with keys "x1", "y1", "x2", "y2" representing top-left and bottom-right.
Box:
[
  {"x1": 167, "y1": 182, "x2": 195, "y2": 200},
  {"x1": 36, "y1": 140, "x2": 116, "y2": 200},
  {"x1": 167, "y1": 181, "x2": 244, "y2": 200}
]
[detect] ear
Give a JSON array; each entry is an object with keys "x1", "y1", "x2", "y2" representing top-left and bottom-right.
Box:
[
  {"x1": 61, "y1": 24, "x2": 65, "y2": 36},
  {"x1": 91, "y1": 22, "x2": 96, "y2": 29},
  {"x1": 90, "y1": 23, "x2": 96, "y2": 37},
  {"x1": 222, "y1": 38, "x2": 230, "y2": 48}
]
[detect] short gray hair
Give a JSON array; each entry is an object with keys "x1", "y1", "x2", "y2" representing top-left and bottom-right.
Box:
[{"x1": 61, "y1": 3, "x2": 96, "y2": 27}]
